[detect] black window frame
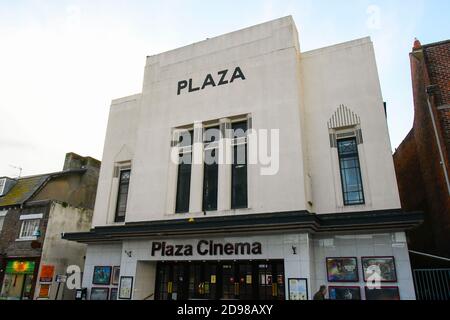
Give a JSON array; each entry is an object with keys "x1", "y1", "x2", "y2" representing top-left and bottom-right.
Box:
[
  {"x1": 175, "y1": 130, "x2": 193, "y2": 214},
  {"x1": 231, "y1": 121, "x2": 248, "y2": 209},
  {"x1": 115, "y1": 169, "x2": 131, "y2": 223},
  {"x1": 337, "y1": 137, "x2": 365, "y2": 206},
  {"x1": 202, "y1": 126, "x2": 220, "y2": 212}
]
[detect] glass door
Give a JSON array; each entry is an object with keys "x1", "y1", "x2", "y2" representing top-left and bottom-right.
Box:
[
  {"x1": 188, "y1": 263, "x2": 203, "y2": 299},
  {"x1": 236, "y1": 262, "x2": 254, "y2": 300},
  {"x1": 221, "y1": 263, "x2": 237, "y2": 300},
  {"x1": 203, "y1": 263, "x2": 217, "y2": 299},
  {"x1": 155, "y1": 262, "x2": 188, "y2": 300},
  {"x1": 257, "y1": 261, "x2": 285, "y2": 300},
  {"x1": 155, "y1": 260, "x2": 286, "y2": 301},
  {"x1": 273, "y1": 261, "x2": 285, "y2": 300},
  {"x1": 188, "y1": 262, "x2": 217, "y2": 300},
  {"x1": 258, "y1": 263, "x2": 273, "y2": 300},
  {"x1": 0, "y1": 274, "x2": 24, "y2": 300},
  {"x1": 0, "y1": 274, "x2": 34, "y2": 300},
  {"x1": 220, "y1": 261, "x2": 255, "y2": 300},
  {"x1": 172, "y1": 263, "x2": 188, "y2": 300},
  {"x1": 21, "y1": 274, "x2": 34, "y2": 300}
]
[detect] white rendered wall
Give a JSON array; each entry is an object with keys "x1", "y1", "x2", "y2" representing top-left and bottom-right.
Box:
[
  {"x1": 311, "y1": 232, "x2": 415, "y2": 300},
  {"x1": 92, "y1": 94, "x2": 141, "y2": 227},
  {"x1": 300, "y1": 38, "x2": 401, "y2": 214},
  {"x1": 36, "y1": 202, "x2": 93, "y2": 300},
  {"x1": 82, "y1": 243, "x2": 123, "y2": 297},
  {"x1": 91, "y1": 16, "x2": 401, "y2": 227}
]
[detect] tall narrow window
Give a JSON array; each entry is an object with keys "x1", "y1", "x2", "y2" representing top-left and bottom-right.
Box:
[
  {"x1": 115, "y1": 169, "x2": 131, "y2": 222},
  {"x1": 337, "y1": 138, "x2": 365, "y2": 205},
  {"x1": 175, "y1": 130, "x2": 193, "y2": 213},
  {"x1": 0, "y1": 216, "x2": 4, "y2": 233},
  {"x1": 203, "y1": 126, "x2": 220, "y2": 211},
  {"x1": 0, "y1": 210, "x2": 8, "y2": 233},
  {"x1": 231, "y1": 121, "x2": 248, "y2": 209}
]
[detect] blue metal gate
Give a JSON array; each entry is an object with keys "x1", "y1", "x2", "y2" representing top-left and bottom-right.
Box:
[{"x1": 413, "y1": 269, "x2": 450, "y2": 300}]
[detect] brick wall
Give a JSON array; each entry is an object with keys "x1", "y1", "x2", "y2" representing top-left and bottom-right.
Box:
[
  {"x1": 0, "y1": 206, "x2": 49, "y2": 291},
  {"x1": 425, "y1": 42, "x2": 450, "y2": 106},
  {"x1": 0, "y1": 206, "x2": 49, "y2": 258},
  {"x1": 393, "y1": 40, "x2": 450, "y2": 266},
  {"x1": 424, "y1": 41, "x2": 450, "y2": 161}
]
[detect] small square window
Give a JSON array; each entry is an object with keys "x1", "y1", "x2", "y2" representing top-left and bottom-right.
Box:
[{"x1": 19, "y1": 219, "x2": 40, "y2": 240}]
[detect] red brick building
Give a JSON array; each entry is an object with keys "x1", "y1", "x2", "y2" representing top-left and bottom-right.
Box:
[{"x1": 393, "y1": 39, "x2": 450, "y2": 268}]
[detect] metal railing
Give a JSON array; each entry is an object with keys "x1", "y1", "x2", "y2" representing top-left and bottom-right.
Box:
[{"x1": 413, "y1": 269, "x2": 450, "y2": 300}]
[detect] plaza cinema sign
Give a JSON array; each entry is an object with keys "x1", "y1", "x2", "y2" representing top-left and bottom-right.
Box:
[
  {"x1": 151, "y1": 240, "x2": 262, "y2": 257},
  {"x1": 177, "y1": 67, "x2": 246, "y2": 95}
]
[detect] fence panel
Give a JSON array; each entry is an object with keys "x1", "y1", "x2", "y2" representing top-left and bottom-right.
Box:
[{"x1": 413, "y1": 269, "x2": 450, "y2": 300}]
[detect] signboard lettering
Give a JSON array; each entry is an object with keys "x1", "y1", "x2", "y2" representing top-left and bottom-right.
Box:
[
  {"x1": 177, "y1": 67, "x2": 246, "y2": 95},
  {"x1": 151, "y1": 240, "x2": 262, "y2": 257}
]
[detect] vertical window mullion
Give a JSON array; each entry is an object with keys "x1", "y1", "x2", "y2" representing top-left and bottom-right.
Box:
[
  {"x1": 23, "y1": 221, "x2": 29, "y2": 237},
  {"x1": 175, "y1": 152, "x2": 192, "y2": 213},
  {"x1": 203, "y1": 126, "x2": 220, "y2": 212},
  {"x1": 26, "y1": 221, "x2": 31, "y2": 237},
  {"x1": 231, "y1": 121, "x2": 248, "y2": 209},
  {"x1": 175, "y1": 130, "x2": 193, "y2": 214},
  {"x1": 202, "y1": 148, "x2": 218, "y2": 212},
  {"x1": 28, "y1": 220, "x2": 34, "y2": 237}
]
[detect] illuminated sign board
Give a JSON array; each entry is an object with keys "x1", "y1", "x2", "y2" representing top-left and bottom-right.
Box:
[{"x1": 6, "y1": 261, "x2": 36, "y2": 274}]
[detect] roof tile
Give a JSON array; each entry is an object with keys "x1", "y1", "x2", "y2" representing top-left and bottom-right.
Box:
[{"x1": 0, "y1": 175, "x2": 50, "y2": 207}]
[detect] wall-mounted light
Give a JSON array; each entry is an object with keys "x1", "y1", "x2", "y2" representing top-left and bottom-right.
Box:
[
  {"x1": 292, "y1": 246, "x2": 297, "y2": 255},
  {"x1": 124, "y1": 250, "x2": 133, "y2": 258}
]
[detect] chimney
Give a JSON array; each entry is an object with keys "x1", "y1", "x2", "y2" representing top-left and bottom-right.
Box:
[
  {"x1": 413, "y1": 38, "x2": 422, "y2": 51},
  {"x1": 63, "y1": 153, "x2": 101, "y2": 171}
]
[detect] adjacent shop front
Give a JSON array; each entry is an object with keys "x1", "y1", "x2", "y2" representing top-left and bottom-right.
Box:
[{"x1": 0, "y1": 259, "x2": 39, "y2": 300}]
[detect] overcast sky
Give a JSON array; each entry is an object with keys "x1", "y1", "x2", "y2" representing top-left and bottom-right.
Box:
[{"x1": 0, "y1": 0, "x2": 449, "y2": 177}]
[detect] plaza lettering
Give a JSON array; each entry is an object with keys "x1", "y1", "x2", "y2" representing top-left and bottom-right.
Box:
[
  {"x1": 151, "y1": 240, "x2": 262, "y2": 256},
  {"x1": 177, "y1": 67, "x2": 246, "y2": 95}
]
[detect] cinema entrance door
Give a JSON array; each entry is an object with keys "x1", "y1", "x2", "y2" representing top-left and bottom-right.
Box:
[{"x1": 154, "y1": 260, "x2": 285, "y2": 300}]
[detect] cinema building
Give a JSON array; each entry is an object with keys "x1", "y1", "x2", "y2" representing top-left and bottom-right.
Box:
[{"x1": 64, "y1": 17, "x2": 422, "y2": 300}]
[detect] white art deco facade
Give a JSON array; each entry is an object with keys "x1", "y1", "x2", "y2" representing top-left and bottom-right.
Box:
[{"x1": 65, "y1": 16, "x2": 422, "y2": 300}]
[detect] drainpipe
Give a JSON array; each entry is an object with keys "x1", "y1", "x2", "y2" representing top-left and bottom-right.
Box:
[{"x1": 425, "y1": 85, "x2": 450, "y2": 196}]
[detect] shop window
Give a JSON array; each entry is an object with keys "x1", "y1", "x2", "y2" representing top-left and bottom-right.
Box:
[
  {"x1": 19, "y1": 219, "x2": 40, "y2": 240},
  {"x1": 0, "y1": 261, "x2": 36, "y2": 300},
  {"x1": 115, "y1": 169, "x2": 131, "y2": 223},
  {"x1": 203, "y1": 126, "x2": 219, "y2": 212},
  {"x1": 337, "y1": 137, "x2": 365, "y2": 205},
  {"x1": 175, "y1": 130, "x2": 193, "y2": 213},
  {"x1": 231, "y1": 121, "x2": 248, "y2": 209}
]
